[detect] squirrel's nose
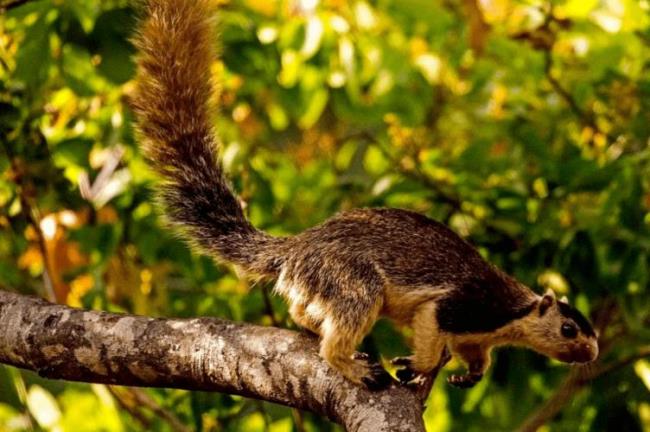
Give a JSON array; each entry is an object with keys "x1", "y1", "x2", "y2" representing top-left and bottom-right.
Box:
[{"x1": 575, "y1": 342, "x2": 598, "y2": 363}]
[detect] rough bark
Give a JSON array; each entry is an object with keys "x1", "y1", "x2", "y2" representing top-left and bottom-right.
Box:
[{"x1": 0, "y1": 290, "x2": 427, "y2": 431}]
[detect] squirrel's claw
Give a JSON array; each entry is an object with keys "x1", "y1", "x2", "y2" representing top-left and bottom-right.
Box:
[
  {"x1": 391, "y1": 356, "x2": 423, "y2": 386},
  {"x1": 390, "y1": 356, "x2": 412, "y2": 367},
  {"x1": 352, "y1": 352, "x2": 371, "y2": 361},
  {"x1": 362, "y1": 363, "x2": 394, "y2": 391},
  {"x1": 447, "y1": 373, "x2": 483, "y2": 388},
  {"x1": 353, "y1": 352, "x2": 394, "y2": 391}
]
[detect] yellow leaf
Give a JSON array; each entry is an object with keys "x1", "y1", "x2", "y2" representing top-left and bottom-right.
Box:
[
  {"x1": 478, "y1": 0, "x2": 511, "y2": 23},
  {"x1": 18, "y1": 246, "x2": 43, "y2": 272},
  {"x1": 634, "y1": 360, "x2": 650, "y2": 391},
  {"x1": 556, "y1": 0, "x2": 599, "y2": 18},
  {"x1": 415, "y1": 53, "x2": 441, "y2": 84},
  {"x1": 278, "y1": 50, "x2": 302, "y2": 88},
  {"x1": 67, "y1": 274, "x2": 94, "y2": 307},
  {"x1": 244, "y1": 0, "x2": 278, "y2": 16},
  {"x1": 537, "y1": 270, "x2": 570, "y2": 294}
]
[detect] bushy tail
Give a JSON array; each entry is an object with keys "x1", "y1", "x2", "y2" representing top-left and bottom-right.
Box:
[{"x1": 132, "y1": 0, "x2": 282, "y2": 276}]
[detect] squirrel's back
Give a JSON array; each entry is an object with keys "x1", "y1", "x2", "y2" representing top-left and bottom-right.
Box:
[
  {"x1": 286, "y1": 208, "x2": 491, "y2": 285},
  {"x1": 280, "y1": 208, "x2": 536, "y2": 332}
]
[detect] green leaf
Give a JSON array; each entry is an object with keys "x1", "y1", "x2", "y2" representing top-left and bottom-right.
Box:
[
  {"x1": 90, "y1": 8, "x2": 135, "y2": 84},
  {"x1": 51, "y1": 138, "x2": 93, "y2": 170},
  {"x1": 298, "y1": 88, "x2": 328, "y2": 128},
  {"x1": 15, "y1": 15, "x2": 52, "y2": 89}
]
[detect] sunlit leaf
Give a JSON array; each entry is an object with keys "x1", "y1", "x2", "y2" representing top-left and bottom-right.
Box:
[{"x1": 26, "y1": 385, "x2": 61, "y2": 430}]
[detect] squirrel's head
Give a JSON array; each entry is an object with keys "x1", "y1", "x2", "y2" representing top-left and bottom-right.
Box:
[{"x1": 522, "y1": 289, "x2": 598, "y2": 364}]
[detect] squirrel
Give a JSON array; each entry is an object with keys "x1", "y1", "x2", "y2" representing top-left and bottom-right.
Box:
[{"x1": 132, "y1": 0, "x2": 599, "y2": 391}]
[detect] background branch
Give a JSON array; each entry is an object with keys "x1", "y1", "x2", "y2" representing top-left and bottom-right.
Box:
[
  {"x1": 0, "y1": 0, "x2": 33, "y2": 11},
  {"x1": 1, "y1": 144, "x2": 56, "y2": 303},
  {"x1": 106, "y1": 386, "x2": 153, "y2": 430},
  {"x1": 107, "y1": 386, "x2": 191, "y2": 432},
  {"x1": 517, "y1": 346, "x2": 650, "y2": 432},
  {"x1": 0, "y1": 289, "x2": 428, "y2": 431}
]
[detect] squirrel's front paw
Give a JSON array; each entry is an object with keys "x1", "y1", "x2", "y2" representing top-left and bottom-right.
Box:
[
  {"x1": 392, "y1": 347, "x2": 453, "y2": 386},
  {"x1": 447, "y1": 373, "x2": 483, "y2": 389}
]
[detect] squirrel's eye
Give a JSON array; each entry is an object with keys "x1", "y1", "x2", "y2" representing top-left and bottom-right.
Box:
[{"x1": 561, "y1": 323, "x2": 578, "y2": 339}]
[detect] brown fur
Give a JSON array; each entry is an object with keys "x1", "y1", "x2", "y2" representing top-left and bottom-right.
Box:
[
  {"x1": 132, "y1": 0, "x2": 284, "y2": 276},
  {"x1": 133, "y1": 0, "x2": 599, "y2": 390}
]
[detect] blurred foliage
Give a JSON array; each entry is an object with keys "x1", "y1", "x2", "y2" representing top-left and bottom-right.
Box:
[{"x1": 1, "y1": 0, "x2": 649, "y2": 430}]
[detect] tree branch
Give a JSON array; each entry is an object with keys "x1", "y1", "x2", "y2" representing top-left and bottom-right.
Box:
[
  {"x1": 0, "y1": 290, "x2": 428, "y2": 431},
  {"x1": 0, "y1": 0, "x2": 34, "y2": 11}
]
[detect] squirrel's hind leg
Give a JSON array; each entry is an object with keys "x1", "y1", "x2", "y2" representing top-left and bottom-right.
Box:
[
  {"x1": 289, "y1": 302, "x2": 322, "y2": 335},
  {"x1": 319, "y1": 307, "x2": 391, "y2": 390},
  {"x1": 317, "y1": 269, "x2": 392, "y2": 390}
]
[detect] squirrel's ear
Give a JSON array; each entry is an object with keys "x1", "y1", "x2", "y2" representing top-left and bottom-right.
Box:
[
  {"x1": 544, "y1": 288, "x2": 556, "y2": 299},
  {"x1": 539, "y1": 294, "x2": 554, "y2": 316},
  {"x1": 559, "y1": 295, "x2": 569, "y2": 304}
]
